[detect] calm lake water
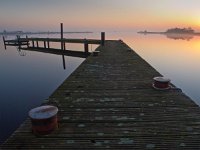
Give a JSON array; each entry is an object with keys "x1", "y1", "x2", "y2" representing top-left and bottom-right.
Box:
[{"x1": 0, "y1": 31, "x2": 200, "y2": 143}]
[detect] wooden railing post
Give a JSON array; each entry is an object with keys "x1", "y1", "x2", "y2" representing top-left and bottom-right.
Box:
[
  {"x1": 17, "y1": 35, "x2": 21, "y2": 49},
  {"x1": 84, "y1": 39, "x2": 89, "y2": 53},
  {"x1": 101, "y1": 32, "x2": 105, "y2": 46},
  {"x1": 36, "y1": 41, "x2": 39, "y2": 48},
  {"x1": 47, "y1": 39, "x2": 50, "y2": 48},
  {"x1": 61, "y1": 23, "x2": 64, "y2": 50},
  {"x1": 26, "y1": 35, "x2": 29, "y2": 47},
  {"x1": 3, "y1": 36, "x2": 7, "y2": 49},
  {"x1": 44, "y1": 41, "x2": 46, "y2": 48},
  {"x1": 32, "y1": 40, "x2": 35, "y2": 47},
  {"x1": 64, "y1": 42, "x2": 66, "y2": 50}
]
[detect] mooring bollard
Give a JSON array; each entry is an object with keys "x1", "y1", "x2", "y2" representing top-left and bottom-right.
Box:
[
  {"x1": 29, "y1": 105, "x2": 58, "y2": 135},
  {"x1": 152, "y1": 76, "x2": 171, "y2": 90},
  {"x1": 93, "y1": 51, "x2": 100, "y2": 56}
]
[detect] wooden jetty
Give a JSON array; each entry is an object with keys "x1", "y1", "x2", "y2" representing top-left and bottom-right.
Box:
[
  {"x1": 2, "y1": 40, "x2": 200, "y2": 149},
  {"x1": 3, "y1": 23, "x2": 105, "y2": 54},
  {"x1": 3, "y1": 36, "x2": 105, "y2": 54}
]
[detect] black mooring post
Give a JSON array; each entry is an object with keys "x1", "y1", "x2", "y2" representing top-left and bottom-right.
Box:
[{"x1": 101, "y1": 32, "x2": 105, "y2": 46}]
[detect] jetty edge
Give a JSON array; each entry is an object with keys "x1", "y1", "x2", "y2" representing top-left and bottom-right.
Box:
[{"x1": 1, "y1": 40, "x2": 200, "y2": 149}]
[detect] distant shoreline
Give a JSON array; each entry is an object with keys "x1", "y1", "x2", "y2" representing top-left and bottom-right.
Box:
[
  {"x1": 138, "y1": 27, "x2": 200, "y2": 36},
  {"x1": 0, "y1": 31, "x2": 93, "y2": 36},
  {"x1": 137, "y1": 30, "x2": 200, "y2": 41},
  {"x1": 137, "y1": 31, "x2": 200, "y2": 35}
]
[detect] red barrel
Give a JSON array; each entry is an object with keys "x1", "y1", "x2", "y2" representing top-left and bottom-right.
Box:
[
  {"x1": 29, "y1": 105, "x2": 58, "y2": 135},
  {"x1": 153, "y1": 76, "x2": 171, "y2": 89}
]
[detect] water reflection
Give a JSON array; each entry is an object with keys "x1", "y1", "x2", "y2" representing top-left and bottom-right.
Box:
[
  {"x1": 138, "y1": 32, "x2": 195, "y2": 41},
  {"x1": 125, "y1": 32, "x2": 200, "y2": 106},
  {"x1": 17, "y1": 47, "x2": 26, "y2": 56},
  {"x1": 165, "y1": 33, "x2": 194, "y2": 41},
  {"x1": 62, "y1": 54, "x2": 66, "y2": 70},
  {"x1": 0, "y1": 35, "x2": 87, "y2": 143}
]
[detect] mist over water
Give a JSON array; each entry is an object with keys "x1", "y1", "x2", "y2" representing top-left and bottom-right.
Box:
[{"x1": 0, "y1": 31, "x2": 200, "y2": 143}]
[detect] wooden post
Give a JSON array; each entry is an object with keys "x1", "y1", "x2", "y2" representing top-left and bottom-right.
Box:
[
  {"x1": 64, "y1": 42, "x2": 66, "y2": 50},
  {"x1": 17, "y1": 35, "x2": 21, "y2": 49},
  {"x1": 61, "y1": 23, "x2": 64, "y2": 50},
  {"x1": 47, "y1": 39, "x2": 50, "y2": 48},
  {"x1": 3, "y1": 36, "x2": 7, "y2": 49},
  {"x1": 84, "y1": 39, "x2": 89, "y2": 53},
  {"x1": 101, "y1": 32, "x2": 105, "y2": 46},
  {"x1": 62, "y1": 55, "x2": 66, "y2": 70},
  {"x1": 32, "y1": 40, "x2": 35, "y2": 47},
  {"x1": 26, "y1": 35, "x2": 29, "y2": 47},
  {"x1": 36, "y1": 41, "x2": 39, "y2": 48},
  {"x1": 44, "y1": 41, "x2": 46, "y2": 48}
]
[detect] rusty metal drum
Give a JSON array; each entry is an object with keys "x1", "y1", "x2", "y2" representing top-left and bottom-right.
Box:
[
  {"x1": 29, "y1": 105, "x2": 58, "y2": 135},
  {"x1": 153, "y1": 76, "x2": 171, "y2": 90}
]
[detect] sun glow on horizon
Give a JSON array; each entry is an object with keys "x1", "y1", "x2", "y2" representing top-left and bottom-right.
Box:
[{"x1": 1, "y1": 0, "x2": 200, "y2": 32}]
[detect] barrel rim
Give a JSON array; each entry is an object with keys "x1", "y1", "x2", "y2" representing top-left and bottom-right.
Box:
[
  {"x1": 29, "y1": 105, "x2": 58, "y2": 119},
  {"x1": 153, "y1": 76, "x2": 170, "y2": 82}
]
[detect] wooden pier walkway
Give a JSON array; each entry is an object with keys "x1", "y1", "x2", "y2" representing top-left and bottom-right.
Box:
[{"x1": 1, "y1": 40, "x2": 200, "y2": 149}]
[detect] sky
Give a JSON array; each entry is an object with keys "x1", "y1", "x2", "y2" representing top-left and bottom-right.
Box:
[{"x1": 0, "y1": 0, "x2": 200, "y2": 32}]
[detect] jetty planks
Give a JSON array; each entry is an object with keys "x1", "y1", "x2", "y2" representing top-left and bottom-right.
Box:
[{"x1": 1, "y1": 40, "x2": 200, "y2": 149}]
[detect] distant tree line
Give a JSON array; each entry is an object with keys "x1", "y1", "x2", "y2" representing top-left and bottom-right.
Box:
[{"x1": 166, "y1": 27, "x2": 194, "y2": 33}]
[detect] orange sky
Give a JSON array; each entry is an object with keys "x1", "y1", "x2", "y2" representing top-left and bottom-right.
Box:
[{"x1": 0, "y1": 0, "x2": 200, "y2": 32}]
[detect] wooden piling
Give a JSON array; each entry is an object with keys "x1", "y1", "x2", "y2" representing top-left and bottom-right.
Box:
[
  {"x1": 44, "y1": 41, "x2": 46, "y2": 48},
  {"x1": 101, "y1": 32, "x2": 105, "y2": 46},
  {"x1": 47, "y1": 39, "x2": 50, "y2": 48},
  {"x1": 25, "y1": 35, "x2": 28, "y2": 46},
  {"x1": 2, "y1": 36, "x2": 6, "y2": 49},
  {"x1": 61, "y1": 23, "x2": 64, "y2": 50},
  {"x1": 64, "y1": 42, "x2": 66, "y2": 50},
  {"x1": 84, "y1": 39, "x2": 89, "y2": 53},
  {"x1": 36, "y1": 41, "x2": 39, "y2": 48},
  {"x1": 17, "y1": 35, "x2": 21, "y2": 49},
  {"x1": 32, "y1": 40, "x2": 35, "y2": 47}
]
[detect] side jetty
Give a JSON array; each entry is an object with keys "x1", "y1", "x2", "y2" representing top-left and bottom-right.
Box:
[{"x1": 1, "y1": 38, "x2": 200, "y2": 149}]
